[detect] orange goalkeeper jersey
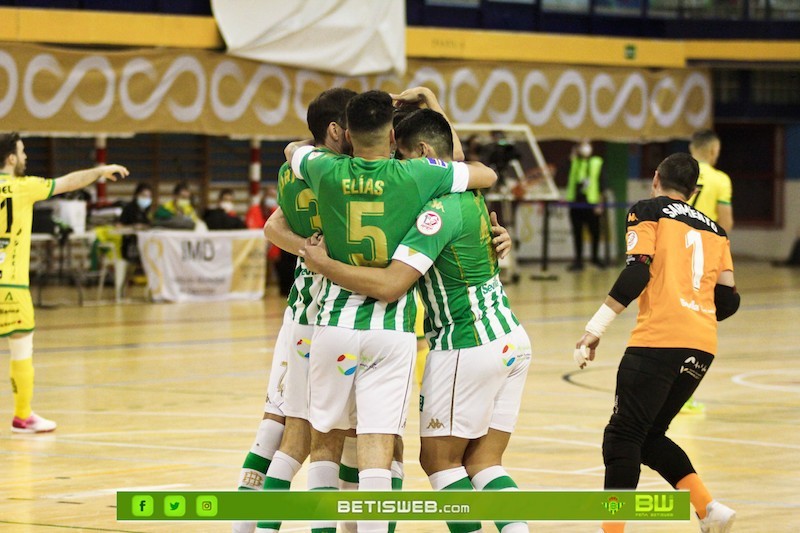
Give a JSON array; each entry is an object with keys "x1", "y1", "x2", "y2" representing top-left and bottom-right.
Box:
[{"x1": 625, "y1": 196, "x2": 734, "y2": 355}]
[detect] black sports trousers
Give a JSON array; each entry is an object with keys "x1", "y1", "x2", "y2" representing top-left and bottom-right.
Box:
[{"x1": 602, "y1": 346, "x2": 715, "y2": 489}]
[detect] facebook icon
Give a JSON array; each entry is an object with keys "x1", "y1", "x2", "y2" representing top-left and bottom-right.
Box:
[{"x1": 132, "y1": 495, "x2": 154, "y2": 517}]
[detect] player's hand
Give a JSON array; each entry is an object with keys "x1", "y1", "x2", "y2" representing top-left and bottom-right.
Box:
[
  {"x1": 390, "y1": 87, "x2": 440, "y2": 111},
  {"x1": 490, "y1": 211, "x2": 512, "y2": 260},
  {"x1": 284, "y1": 139, "x2": 314, "y2": 163},
  {"x1": 573, "y1": 333, "x2": 600, "y2": 369},
  {"x1": 298, "y1": 234, "x2": 329, "y2": 273},
  {"x1": 99, "y1": 164, "x2": 129, "y2": 181}
]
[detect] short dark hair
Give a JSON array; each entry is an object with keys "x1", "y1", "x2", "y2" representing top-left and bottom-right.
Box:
[
  {"x1": 690, "y1": 129, "x2": 718, "y2": 151},
  {"x1": 0, "y1": 132, "x2": 21, "y2": 164},
  {"x1": 345, "y1": 90, "x2": 393, "y2": 137},
  {"x1": 133, "y1": 182, "x2": 152, "y2": 197},
  {"x1": 395, "y1": 109, "x2": 454, "y2": 160},
  {"x1": 173, "y1": 182, "x2": 190, "y2": 196},
  {"x1": 307, "y1": 88, "x2": 358, "y2": 145},
  {"x1": 218, "y1": 188, "x2": 234, "y2": 200},
  {"x1": 657, "y1": 153, "x2": 699, "y2": 198}
]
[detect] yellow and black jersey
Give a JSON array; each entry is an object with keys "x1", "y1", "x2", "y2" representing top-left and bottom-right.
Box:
[
  {"x1": 687, "y1": 162, "x2": 732, "y2": 223},
  {"x1": 625, "y1": 196, "x2": 733, "y2": 355},
  {"x1": 0, "y1": 174, "x2": 55, "y2": 287}
]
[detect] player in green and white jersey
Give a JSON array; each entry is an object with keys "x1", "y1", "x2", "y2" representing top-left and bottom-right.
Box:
[
  {"x1": 301, "y1": 106, "x2": 532, "y2": 533},
  {"x1": 233, "y1": 89, "x2": 357, "y2": 533},
  {"x1": 288, "y1": 90, "x2": 497, "y2": 533}
]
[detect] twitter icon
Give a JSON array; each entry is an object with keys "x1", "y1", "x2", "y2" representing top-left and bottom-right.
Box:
[{"x1": 164, "y1": 495, "x2": 185, "y2": 517}]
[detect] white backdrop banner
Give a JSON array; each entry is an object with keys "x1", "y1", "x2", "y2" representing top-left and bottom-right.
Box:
[
  {"x1": 212, "y1": 0, "x2": 406, "y2": 76},
  {"x1": 138, "y1": 229, "x2": 265, "y2": 303}
]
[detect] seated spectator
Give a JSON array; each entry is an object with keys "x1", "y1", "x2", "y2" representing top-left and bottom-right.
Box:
[
  {"x1": 119, "y1": 183, "x2": 153, "y2": 228},
  {"x1": 245, "y1": 184, "x2": 278, "y2": 230},
  {"x1": 153, "y1": 182, "x2": 198, "y2": 229},
  {"x1": 204, "y1": 188, "x2": 246, "y2": 230},
  {"x1": 118, "y1": 182, "x2": 154, "y2": 262}
]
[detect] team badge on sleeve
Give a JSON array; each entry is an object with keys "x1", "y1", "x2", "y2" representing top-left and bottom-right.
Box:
[
  {"x1": 416, "y1": 211, "x2": 442, "y2": 235},
  {"x1": 425, "y1": 158, "x2": 447, "y2": 168},
  {"x1": 626, "y1": 230, "x2": 639, "y2": 251}
]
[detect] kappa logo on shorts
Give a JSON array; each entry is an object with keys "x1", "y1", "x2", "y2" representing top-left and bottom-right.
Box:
[
  {"x1": 336, "y1": 353, "x2": 357, "y2": 376},
  {"x1": 426, "y1": 418, "x2": 444, "y2": 429},
  {"x1": 295, "y1": 338, "x2": 311, "y2": 358}
]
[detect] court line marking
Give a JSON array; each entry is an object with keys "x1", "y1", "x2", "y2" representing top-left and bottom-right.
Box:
[
  {"x1": 520, "y1": 424, "x2": 800, "y2": 451},
  {"x1": 731, "y1": 369, "x2": 800, "y2": 394},
  {"x1": 43, "y1": 484, "x2": 190, "y2": 500}
]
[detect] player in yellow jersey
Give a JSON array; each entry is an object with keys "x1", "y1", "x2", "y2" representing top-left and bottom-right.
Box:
[
  {"x1": 683, "y1": 129, "x2": 734, "y2": 414},
  {"x1": 689, "y1": 129, "x2": 733, "y2": 232},
  {"x1": 0, "y1": 132, "x2": 128, "y2": 433}
]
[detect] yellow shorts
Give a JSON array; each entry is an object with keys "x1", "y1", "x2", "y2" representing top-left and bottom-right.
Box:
[{"x1": 0, "y1": 287, "x2": 35, "y2": 337}]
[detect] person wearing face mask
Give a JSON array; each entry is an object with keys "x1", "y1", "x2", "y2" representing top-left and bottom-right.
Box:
[
  {"x1": 566, "y1": 139, "x2": 606, "y2": 271},
  {"x1": 120, "y1": 183, "x2": 153, "y2": 228},
  {"x1": 204, "y1": 188, "x2": 246, "y2": 230},
  {"x1": 245, "y1": 185, "x2": 279, "y2": 230},
  {"x1": 153, "y1": 181, "x2": 199, "y2": 229}
]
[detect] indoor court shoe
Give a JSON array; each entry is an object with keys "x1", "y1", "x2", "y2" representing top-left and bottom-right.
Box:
[
  {"x1": 699, "y1": 500, "x2": 736, "y2": 533},
  {"x1": 11, "y1": 412, "x2": 57, "y2": 433},
  {"x1": 680, "y1": 397, "x2": 706, "y2": 414}
]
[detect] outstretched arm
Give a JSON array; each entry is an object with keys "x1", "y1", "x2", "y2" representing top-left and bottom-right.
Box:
[
  {"x1": 52, "y1": 165, "x2": 129, "y2": 196},
  {"x1": 300, "y1": 236, "x2": 422, "y2": 302}
]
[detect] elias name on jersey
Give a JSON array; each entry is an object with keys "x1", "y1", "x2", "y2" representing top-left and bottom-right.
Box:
[{"x1": 341, "y1": 176, "x2": 384, "y2": 196}]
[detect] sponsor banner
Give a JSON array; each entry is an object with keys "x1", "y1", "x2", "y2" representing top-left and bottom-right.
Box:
[
  {"x1": 0, "y1": 43, "x2": 709, "y2": 141},
  {"x1": 138, "y1": 229, "x2": 265, "y2": 302},
  {"x1": 117, "y1": 490, "x2": 690, "y2": 521}
]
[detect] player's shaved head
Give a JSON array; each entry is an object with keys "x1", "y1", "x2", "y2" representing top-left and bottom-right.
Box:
[
  {"x1": 395, "y1": 109, "x2": 454, "y2": 161},
  {"x1": 657, "y1": 153, "x2": 699, "y2": 199},
  {"x1": 689, "y1": 129, "x2": 719, "y2": 152},
  {"x1": 307, "y1": 88, "x2": 358, "y2": 145},
  {"x1": 345, "y1": 90, "x2": 394, "y2": 148}
]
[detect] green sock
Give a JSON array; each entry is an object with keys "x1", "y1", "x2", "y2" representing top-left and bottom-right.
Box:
[
  {"x1": 443, "y1": 477, "x2": 482, "y2": 533},
  {"x1": 255, "y1": 476, "x2": 289, "y2": 531},
  {"x1": 238, "y1": 453, "x2": 271, "y2": 491}
]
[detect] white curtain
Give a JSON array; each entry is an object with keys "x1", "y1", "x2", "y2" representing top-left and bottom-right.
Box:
[{"x1": 212, "y1": 0, "x2": 406, "y2": 76}]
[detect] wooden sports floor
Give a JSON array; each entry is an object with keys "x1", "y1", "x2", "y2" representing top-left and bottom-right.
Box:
[{"x1": 1, "y1": 260, "x2": 798, "y2": 532}]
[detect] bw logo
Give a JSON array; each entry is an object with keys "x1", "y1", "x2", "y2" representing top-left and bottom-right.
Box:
[{"x1": 426, "y1": 418, "x2": 444, "y2": 429}]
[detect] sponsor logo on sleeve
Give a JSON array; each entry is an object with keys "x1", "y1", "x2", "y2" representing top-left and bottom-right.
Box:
[
  {"x1": 626, "y1": 230, "x2": 638, "y2": 251},
  {"x1": 416, "y1": 211, "x2": 442, "y2": 235}
]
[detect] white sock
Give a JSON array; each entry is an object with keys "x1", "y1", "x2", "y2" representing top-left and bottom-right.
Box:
[
  {"x1": 308, "y1": 461, "x2": 339, "y2": 532},
  {"x1": 251, "y1": 418, "x2": 284, "y2": 460},
  {"x1": 472, "y1": 466, "x2": 527, "y2": 533},
  {"x1": 471, "y1": 465, "x2": 510, "y2": 490},
  {"x1": 357, "y1": 468, "x2": 391, "y2": 533},
  {"x1": 428, "y1": 466, "x2": 470, "y2": 490},
  {"x1": 390, "y1": 460, "x2": 404, "y2": 483},
  {"x1": 266, "y1": 451, "x2": 302, "y2": 483}
]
